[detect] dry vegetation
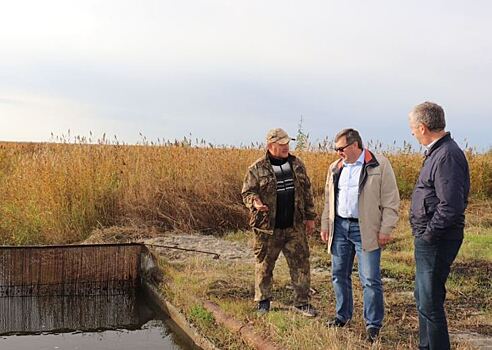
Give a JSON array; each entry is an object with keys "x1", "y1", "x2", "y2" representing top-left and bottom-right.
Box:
[{"x1": 0, "y1": 140, "x2": 491, "y2": 244}]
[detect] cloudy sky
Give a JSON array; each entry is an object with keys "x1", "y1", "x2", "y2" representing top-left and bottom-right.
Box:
[{"x1": 1, "y1": 0, "x2": 491, "y2": 149}]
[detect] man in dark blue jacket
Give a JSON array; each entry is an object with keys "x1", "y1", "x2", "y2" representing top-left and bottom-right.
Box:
[{"x1": 408, "y1": 101, "x2": 470, "y2": 350}]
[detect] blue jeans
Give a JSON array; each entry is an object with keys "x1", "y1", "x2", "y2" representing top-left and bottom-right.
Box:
[
  {"x1": 414, "y1": 237, "x2": 462, "y2": 350},
  {"x1": 331, "y1": 218, "x2": 384, "y2": 328}
]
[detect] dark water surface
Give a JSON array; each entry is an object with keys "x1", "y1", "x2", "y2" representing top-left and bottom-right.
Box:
[{"x1": 0, "y1": 289, "x2": 193, "y2": 350}]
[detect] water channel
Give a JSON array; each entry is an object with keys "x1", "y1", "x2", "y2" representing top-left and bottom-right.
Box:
[{"x1": 0, "y1": 288, "x2": 196, "y2": 350}]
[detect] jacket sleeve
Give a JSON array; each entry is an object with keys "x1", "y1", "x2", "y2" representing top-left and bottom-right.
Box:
[
  {"x1": 241, "y1": 166, "x2": 260, "y2": 210},
  {"x1": 379, "y1": 157, "x2": 400, "y2": 235},
  {"x1": 423, "y1": 153, "x2": 469, "y2": 241},
  {"x1": 320, "y1": 166, "x2": 332, "y2": 232}
]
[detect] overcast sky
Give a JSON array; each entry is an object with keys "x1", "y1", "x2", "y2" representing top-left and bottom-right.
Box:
[{"x1": 1, "y1": 0, "x2": 491, "y2": 150}]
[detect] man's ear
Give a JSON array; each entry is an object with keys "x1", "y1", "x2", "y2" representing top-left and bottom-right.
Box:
[{"x1": 419, "y1": 123, "x2": 428, "y2": 134}]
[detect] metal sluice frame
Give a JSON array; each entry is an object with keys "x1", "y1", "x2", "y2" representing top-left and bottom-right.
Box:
[{"x1": 0, "y1": 243, "x2": 146, "y2": 297}]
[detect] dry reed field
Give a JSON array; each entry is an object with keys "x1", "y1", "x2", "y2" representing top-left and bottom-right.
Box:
[{"x1": 0, "y1": 140, "x2": 490, "y2": 244}]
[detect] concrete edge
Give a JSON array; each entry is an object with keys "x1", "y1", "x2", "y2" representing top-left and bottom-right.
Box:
[{"x1": 143, "y1": 282, "x2": 219, "y2": 350}]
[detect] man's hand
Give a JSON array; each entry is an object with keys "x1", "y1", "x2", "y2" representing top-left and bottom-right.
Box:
[
  {"x1": 253, "y1": 198, "x2": 269, "y2": 212},
  {"x1": 378, "y1": 232, "x2": 392, "y2": 247},
  {"x1": 320, "y1": 230, "x2": 329, "y2": 242},
  {"x1": 305, "y1": 220, "x2": 315, "y2": 236}
]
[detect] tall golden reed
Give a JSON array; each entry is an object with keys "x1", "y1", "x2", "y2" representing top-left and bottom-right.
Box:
[{"x1": 0, "y1": 141, "x2": 490, "y2": 245}]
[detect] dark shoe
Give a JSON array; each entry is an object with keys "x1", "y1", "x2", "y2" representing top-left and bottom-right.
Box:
[
  {"x1": 366, "y1": 327, "x2": 380, "y2": 343},
  {"x1": 292, "y1": 304, "x2": 318, "y2": 317},
  {"x1": 326, "y1": 317, "x2": 346, "y2": 328},
  {"x1": 257, "y1": 299, "x2": 270, "y2": 314}
]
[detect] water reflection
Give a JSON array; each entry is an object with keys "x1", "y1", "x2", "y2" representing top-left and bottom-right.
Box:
[
  {"x1": 0, "y1": 290, "x2": 154, "y2": 334},
  {"x1": 0, "y1": 289, "x2": 191, "y2": 349},
  {"x1": 0, "y1": 321, "x2": 184, "y2": 350}
]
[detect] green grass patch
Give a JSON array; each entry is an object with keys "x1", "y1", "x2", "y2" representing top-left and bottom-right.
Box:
[
  {"x1": 381, "y1": 259, "x2": 414, "y2": 279},
  {"x1": 459, "y1": 228, "x2": 492, "y2": 261},
  {"x1": 266, "y1": 311, "x2": 291, "y2": 335},
  {"x1": 189, "y1": 304, "x2": 214, "y2": 327}
]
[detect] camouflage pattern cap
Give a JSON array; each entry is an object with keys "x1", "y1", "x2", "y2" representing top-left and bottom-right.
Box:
[{"x1": 266, "y1": 128, "x2": 295, "y2": 145}]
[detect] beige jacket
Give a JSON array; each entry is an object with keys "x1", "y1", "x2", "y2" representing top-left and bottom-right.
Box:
[{"x1": 321, "y1": 150, "x2": 400, "y2": 252}]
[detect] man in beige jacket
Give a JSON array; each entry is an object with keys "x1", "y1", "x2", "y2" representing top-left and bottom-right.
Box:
[{"x1": 320, "y1": 128, "x2": 399, "y2": 342}]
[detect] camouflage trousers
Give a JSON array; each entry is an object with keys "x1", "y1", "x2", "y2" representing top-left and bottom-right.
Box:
[{"x1": 254, "y1": 227, "x2": 311, "y2": 306}]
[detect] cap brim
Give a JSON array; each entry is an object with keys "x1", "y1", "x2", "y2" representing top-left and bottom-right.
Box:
[{"x1": 277, "y1": 137, "x2": 295, "y2": 145}]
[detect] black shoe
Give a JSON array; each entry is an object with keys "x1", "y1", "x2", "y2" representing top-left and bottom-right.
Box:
[
  {"x1": 292, "y1": 304, "x2": 318, "y2": 317},
  {"x1": 326, "y1": 317, "x2": 346, "y2": 328},
  {"x1": 257, "y1": 299, "x2": 270, "y2": 314},
  {"x1": 366, "y1": 327, "x2": 380, "y2": 343}
]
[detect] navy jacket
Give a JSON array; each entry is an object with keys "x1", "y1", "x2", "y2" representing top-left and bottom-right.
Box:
[{"x1": 410, "y1": 133, "x2": 470, "y2": 242}]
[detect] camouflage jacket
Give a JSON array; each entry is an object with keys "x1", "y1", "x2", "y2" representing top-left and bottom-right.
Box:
[{"x1": 241, "y1": 152, "x2": 316, "y2": 234}]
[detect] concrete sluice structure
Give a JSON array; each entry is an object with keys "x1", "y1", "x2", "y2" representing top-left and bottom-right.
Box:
[{"x1": 0, "y1": 243, "x2": 203, "y2": 350}]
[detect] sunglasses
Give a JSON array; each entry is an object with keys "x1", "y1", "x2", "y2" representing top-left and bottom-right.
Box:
[{"x1": 334, "y1": 142, "x2": 354, "y2": 152}]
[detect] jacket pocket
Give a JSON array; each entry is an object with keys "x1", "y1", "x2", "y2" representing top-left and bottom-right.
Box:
[{"x1": 424, "y1": 196, "x2": 439, "y2": 216}]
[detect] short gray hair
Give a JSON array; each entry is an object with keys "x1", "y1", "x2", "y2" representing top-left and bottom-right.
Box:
[
  {"x1": 410, "y1": 101, "x2": 446, "y2": 132},
  {"x1": 335, "y1": 128, "x2": 363, "y2": 149}
]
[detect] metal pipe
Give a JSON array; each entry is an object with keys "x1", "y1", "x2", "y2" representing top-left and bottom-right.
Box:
[{"x1": 145, "y1": 243, "x2": 220, "y2": 259}]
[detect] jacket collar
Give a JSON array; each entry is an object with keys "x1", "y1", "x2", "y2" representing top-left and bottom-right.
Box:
[{"x1": 426, "y1": 132, "x2": 451, "y2": 158}]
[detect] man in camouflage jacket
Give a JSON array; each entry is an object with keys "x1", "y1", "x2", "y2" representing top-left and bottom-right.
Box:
[{"x1": 241, "y1": 128, "x2": 317, "y2": 317}]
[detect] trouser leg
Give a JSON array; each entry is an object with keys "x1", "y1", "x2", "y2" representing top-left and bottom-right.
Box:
[
  {"x1": 254, "y1": 229, "x2": 283, "y2": 302},
  {"x1": 331, "y1": 219, "x2": 355, "y2": 322},
  {"x1": 414, "y1": 238, "x2": 462, "y2": 350},
  {"x1": 282, "y1": 227, "x2": 311, "y2": 305},
  {"x1": 355, "y1": 244, "x2": 383, "y2": 329}
]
